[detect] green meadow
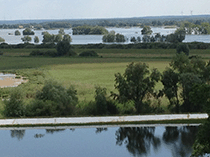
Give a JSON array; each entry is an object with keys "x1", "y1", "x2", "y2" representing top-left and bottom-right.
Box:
[{"x1": 0, "y1": 47, "x2": 210, "y2": 115}]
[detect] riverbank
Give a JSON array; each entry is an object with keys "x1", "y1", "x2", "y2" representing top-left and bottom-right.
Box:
[{"x1": 0, "y1": 114, "x2": 208, "y2": 127}]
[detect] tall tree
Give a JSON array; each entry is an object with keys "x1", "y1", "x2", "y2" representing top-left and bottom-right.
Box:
[{"x1": 112, "y1": 62, "x2": 160, "y2": 113}]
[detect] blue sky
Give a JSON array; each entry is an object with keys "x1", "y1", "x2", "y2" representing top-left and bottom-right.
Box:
[{"x1": 0, "y1": 0, "x2": 209, "y2": 20}]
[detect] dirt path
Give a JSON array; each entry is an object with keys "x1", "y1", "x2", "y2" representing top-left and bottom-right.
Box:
[{"x1": 0, "y1": 75, "x2": 27, "y2": 88}]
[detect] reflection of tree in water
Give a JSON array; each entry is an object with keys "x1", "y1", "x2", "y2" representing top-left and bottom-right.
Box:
[
  {"x1": 115, "y1": 127, "x2": 161, "y2": 156},
  {"x1": 46, "y1": 129, "x2": 66, "y2": 134},
  {"x1": 10, "y1": 130, "x2": 25, "y2": 141},
  {"x1": 162, "y1": 126, "x2": 199, "y2": 157},
  {"x1": 95, "y1": 128, "x2": 108, "y2": 134}
]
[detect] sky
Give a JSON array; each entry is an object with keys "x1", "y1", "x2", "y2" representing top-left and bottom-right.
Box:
[{"x1": 0, "y1": 0, "x2": 210, "y2": 20}]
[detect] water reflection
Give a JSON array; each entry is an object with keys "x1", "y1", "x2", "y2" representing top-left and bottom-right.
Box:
[
  {"x1": 116, "y1": 127, "x2": 161, "y2": 156},
  {"x1": 162, "y1": 126, "x2": 198, "y2": 157},
  {"x1": 10, "y1": 130, "x2": 25, "y2": 141},
  {"x1": 95, "y1": 128, "x2": 108, "y2": 134},
  {"x1": 6, "y1": 125, "x2": 199, "y2": 157}
]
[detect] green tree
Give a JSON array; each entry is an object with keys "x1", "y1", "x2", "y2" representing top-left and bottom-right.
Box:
[
  {"x1": 112, "y1": 62, "x2": 161, "y2": 113},
  {"x1": 94, "y1": 86, "x2": 107, "y2": 115},
  {"x1": 115, "y1": 33, "x2": 126, "y2": 42},
  {"x1": 23, "y1": 28, "x2": 35, "y2": 35},
  {"x1": 58, "y1": 28, "x2": 65, "y2": 35},
  {"x1": 56, "y1": 41, "x2": 71, "y2": 56},
  {"x1": 21, "y1": 36, "x2": 32, "y2": 43},
  {"x1": 15, "y1": 30, "x2": 21, "y2": 36},
  {"x1": 54, "y1": 34, "x2": 63, "y2": 43},
  {"x1": 161, "y1": 68, "x2": 180, "y2": 113},
  {"x1": 130, "y1": 37, "x2": 136, "y2": 43},
  {"x1": 27, "y1": 80, "x2": 78, "y2": 116},
  {"x1": 63, "y1": 34, "x2": 72, "y2": 43},
  {"x1": 141, "y1": 26, "x2": 153, "y2": 35},
  {"x1": 176, "y1": 43, "x2": 190, "y2": 56},
  {"x1": 34, "y1": 36, "x2": 39, "y2": 43},
  {"x1": 42, "y1": 32, "x2": 55, "y2": 44},
  {"x1": 102, "y1": 33, "x2": 115, "y2": 42},
  {"x1": 3, "y1": 88, "x2": 25, "y2": 117}
]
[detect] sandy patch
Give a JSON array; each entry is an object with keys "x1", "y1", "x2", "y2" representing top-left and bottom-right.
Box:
[{"x1": 0, "y1": 76, "x2": 28, "y2": 88}]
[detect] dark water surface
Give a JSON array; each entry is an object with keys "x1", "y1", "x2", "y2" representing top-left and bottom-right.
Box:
[{"x1": 0, "y1": 125, "x2": 199, "y2": 157}]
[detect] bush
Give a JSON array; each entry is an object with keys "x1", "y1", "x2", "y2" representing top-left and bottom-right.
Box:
[
  {"x1": 27, "y1": 80, "x2": 78, "y2": 116},
  {"x1": 79, "y1": 51, "x2": 98, "y2": 57},
  {"x1": 94, "y1": 86, "x2": 107, "y2": 115},
  {"x1": 115, "y1": 100, "x2": 136, "y2": 115},
  {"x1": 3, "y1": 88, "x2": 25, "y2": 117}
]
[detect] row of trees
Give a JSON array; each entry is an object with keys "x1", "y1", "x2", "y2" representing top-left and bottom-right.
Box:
[
  {"x1": 102, "y1": 31, "x2": 126, "y2": 43},
  {"x1": 72, "y1": 25, "x2": 108, "y2": 35},
  {"x1": 180, "y1": 21, "x2": 210, "y2": 35}
]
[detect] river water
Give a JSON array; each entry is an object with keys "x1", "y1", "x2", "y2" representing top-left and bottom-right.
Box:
[
  {"x1": 0, "y1": 27, "x2": 209, "y2": 45},
  {"x1": 0, "y1": 125, "x2": 202, "y2": 157}
]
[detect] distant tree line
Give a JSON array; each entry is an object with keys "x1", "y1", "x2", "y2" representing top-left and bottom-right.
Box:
[
  {"x1": 72, "y1": 25, "x2": 108, "y2": 35},
  {"x1": 1, "y1": 15, "x2": 210, "y2": 30}
]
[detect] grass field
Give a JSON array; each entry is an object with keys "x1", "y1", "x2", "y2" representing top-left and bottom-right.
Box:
[{"x1": 0, "y1": 47, "x2": 210, "y2": 114}]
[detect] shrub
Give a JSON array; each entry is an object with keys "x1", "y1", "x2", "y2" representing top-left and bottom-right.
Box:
[
  {"x1": 28, "y1": 80, "x2": 78, "y2": 116},
  {"x1": 79, "y1": 51, "x2": 98, "y2": 57},
  {"x1": 116, "y1": 100, "x2": 136, "y2": 115},
  {"x1": 30, "y1": 50, "x2": 43, "y2": 56},
  {"x1": 3, "y1": 88, "x2": 25, "y2": 117},
  {"x1": 94, "y1": 86, "x2": 107, "y2": 115}
]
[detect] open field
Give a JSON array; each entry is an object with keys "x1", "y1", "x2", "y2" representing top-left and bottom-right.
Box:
[{"x1": 0, "y1": 47, "x2": 210, "y2": 116}]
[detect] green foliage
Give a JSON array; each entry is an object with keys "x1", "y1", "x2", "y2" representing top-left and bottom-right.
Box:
[
  {"x1": 56, "y1": 41, "x2": 71, "y2": 56},
  {"x1": 15, "y1": 30, "x2": 21, "y2": 36},
  {"x1": 27, "y1": 80, "x2": 78, "y2": 116},
  {"x1": 112, "y1": 62, "x2": 161, "y2": 113},
  {"x1": 63, "y1": 34, "x2": 72, "y2": 43},
  {"x1": 22, "y1": 28, "x2": 34, "y2": 35},
  {"x1": 58, "y1": 28, "x2": 65, "y2": 35},
  {"x1": 34, "y1": 36, "x2": 39, "y2": 43},
  {"x1": 166, "y1": 28, "x2": 186, "y2": 43},
  {"x1": 141, "y1": 25, "x2": 153, "y2": 35},
  {"x1": 3, "y1": 88, "x2": 25, "y2": 117},
  {"x1": 161, "y1": 68, "x2": 180, "y2": 113},
  {"x1": 192, "y1": 119, "x2": 210, "y2": 156},
  {"x1": 79, "y1": 51, "x2": 98, "y2": 57},
  {"x1": 72, "y1": 25, "x2": 108, "y2": 35},
  {"x1": 115, "y1": 100, "x2": 136, "y2": 115},
  {"x1": 176, "y1": 43, "x2": 189, "y2": 56},
  {"x1": 94, "y1": 86, "x2": 107, "y2": 115},
  {"x1": 21, "y1": 36, "x2": 32, "y2": 43},
  {"x1": 102, "y1": 32, "x2": 126, "y2": 43}
]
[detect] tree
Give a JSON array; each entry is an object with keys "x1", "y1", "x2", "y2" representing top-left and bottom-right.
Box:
[
  {"x1": 54, "y1": 34, "x2": 63, "y2": 43},
  {"x1": 22, "y1": 28, "x2": 34, "y2": 35},
  {"x1": 27, "y1": 80, "x2": 78, "y2": 116},
  {"x1": 166, "y1": 28, "x2": 186, "y2": 43},
  {"x1": 176, "y1": 43, "x2": 190, "y2": 56},
  {"x1": 56, "y1": 41, "x2": 71, "y2": 56},
  {"x1": 63, "y1": 34, "x2": 72, "y2": 43},
  {"x1": 115, "y1": 33, "x2": 126, "y2": 42},
  {"x1": 34, "y1": 36, "x2": 39, "y2": 43},
  {"x1": 21, "y1": 36, "x2": 32, "y2": 43},
  {"x1": 130, "y1": 37, "x2": 136, "y2": 43},
  {"x1": 142, "y1": 35, "x2": 150, "y2": 43},
  {"x1": 141, "y1": 26, "x2": 153, "y2": 35},
  {"x1": 42, "y1": 32, "x2": 55, "y2": 44},
  {"x1": 15, "y1": 30, "x2": 21, "y2": 36},
  {"x1": 161, "y1": 68, "x2": 180, "y2": 113},
  {"x1": 112, "y1": 62, "x2": 161, "y2": 113},
  {"x1": 94, "y1": 86, "x2": 107, "y2": 115},
  {"x1": 102, "y1": 33, "x2": 115, "y2": 42},
  {"x1": 3, "y1": 88, "x2": 25, "y2": 117},
  {"x1": 58, "y1": 28, "x2": 65, "y2": 35}
]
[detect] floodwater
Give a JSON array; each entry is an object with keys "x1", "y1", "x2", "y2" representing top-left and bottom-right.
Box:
[
  {"x1": 0, "y1": 27, "x2": 209, "y2": 45},
  {"x1": 0, "y1": 125, "x2": 202, "y2": 157}
]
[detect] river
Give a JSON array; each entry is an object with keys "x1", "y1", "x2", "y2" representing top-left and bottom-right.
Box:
[
  {"x1": 0, "y1": 125, "x2": 205, "y2": 157},
  {"x1": 0, "y1": 27, "x2": 209, "y2": 45}
]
